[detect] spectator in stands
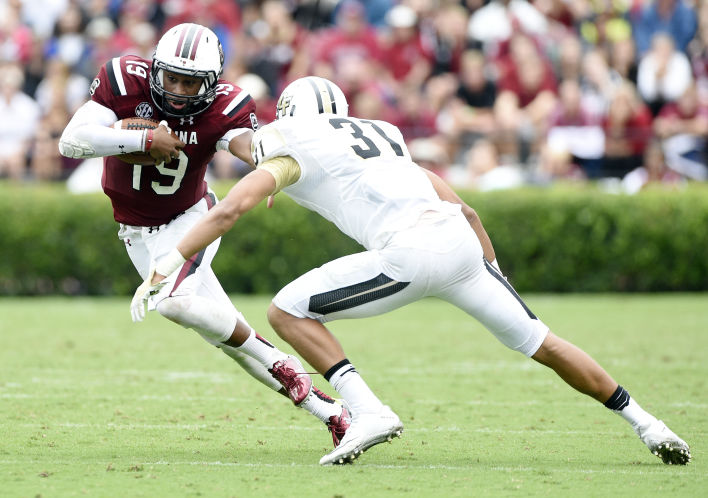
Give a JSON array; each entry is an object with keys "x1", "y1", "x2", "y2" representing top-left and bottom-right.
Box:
[
  {"x1": 544, "y1": 78, "x2": 604, "y2": 178},
  {"x1": 534, "y1": 142, "x2": 588, "y2": 184},
  {"x1": 380, "y1": 4, "x2": 431, "y2": 90},
  {"x1": 330, "y1": 0, "x2": 395, "y2": 28},
  {"x1": 259, "y1": 0, "x2": 310, "y2": 92},
  {"x1": 467, "y1": 0, "x2": 548, "y2": 54},
  {"x1": 78, "y1": 16, "x2": 119, "y2": 80},
  {"x1": 602, "y1": 81, "x2": 653, "y2": 178},
  {"x1": 576, "y1": 0, "x2": 632, "y2": 51},
  {"x1": 0, "y1": 1, "x2": 33, "y2": 65},
  {"x1": 114, "y1": 1, "x2": 166, "y2": 53},
  {"x1": 632, "y1": 0, "x2": 697, "y2": 56},
  {"x1": 30, "y1": 106, "x2": 73, "y2": 181},
  {"x1": 123, "y1": 22, "x2": 159, "y2": 60},
  {"x1": 0, "y1": 62, "x2": 40, "y2": 181},
  {"x1": 555, "y1": 33, "x2": 584, "y2": 83},
  {"x1": 16, "y1": 0, "x2": 70, "y2": 41},
  {"x1": 441, "y1": 49, "x2": 497, "y2": 161},
  {"x1": 454, "y1": 137, "x2": 526, "y2": 190},
  {"x1": 44, "y1": 2, "x2": 88, "y2": 70},
  {"x1": 608, "y1": 37, "x2": 638, "y2": 85},
  {"x1": 637, "y1": 32, "x2": 693, "y2": 116},
  {"x1": 34, "y1": 58, "x2": 89, "y2": 117},
  {"x1": 422, "y1": 3, "x2": 469, "y2": 75},
  {"x1": 579, "y1": 48, "x2": 623, "y2": 119},
  {"x1": 653, "y1": 83, "x2": 708, "y2": 180},
  {"x1": 622, "y1": 140, "x2": 685, "y2": 194},
  {"x1": 311, "y1": 0, "x2": 383, "y2": 82},
  {"x1": 688, "y1": 3, "x2": 708, "y2": 102},
  {"x1": 493, "y1": 32, "x2": 558, "y2": 164},
  {"x1": 392, "y1": 83, "x2": 438, "y2": 140},
  {"x1": 349, "y1": 83, "x2": 399, "y2": 123}
]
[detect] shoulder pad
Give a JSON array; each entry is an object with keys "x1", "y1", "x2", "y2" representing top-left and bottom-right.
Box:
[{"x1": 251, "y1": 124, "x2": 289, "y2": 166}]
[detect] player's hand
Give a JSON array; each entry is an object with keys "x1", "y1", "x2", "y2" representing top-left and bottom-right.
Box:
[
  {"x1": 267, "y1": 194, "x2": 275, "y2": 208},
  {"x1": 130, "y1": 267, "x2": 167, "y2": 322},
  {"x1": 149, "y1": 120, "x2": 185, "y2": 164}
]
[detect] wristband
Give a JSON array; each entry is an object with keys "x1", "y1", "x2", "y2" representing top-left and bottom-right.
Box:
[
  {"x1": 143, "y1": 129, "x2": 154, "y2": 152},
  {"x1": 155, "y1": 248, "x2": 187, "y2": 277}
]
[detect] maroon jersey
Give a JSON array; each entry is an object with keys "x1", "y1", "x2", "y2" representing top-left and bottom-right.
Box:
[{"x1": 91, "y1": 55, "x2": 257, "y2": 226}]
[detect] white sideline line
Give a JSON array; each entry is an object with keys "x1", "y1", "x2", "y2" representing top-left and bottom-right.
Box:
[
  {"x1": 1, "y1": 393, "x2": 705, "y2": 410},
  {"x1": 0, "y1": 459, "x2": 692, "y2": 475},
  {"x1": 0, "y1": 423, "x2": 644, "y2": 436},
  {"x1": 8, "y1": 423, "x2": 705, "y2": 437}
]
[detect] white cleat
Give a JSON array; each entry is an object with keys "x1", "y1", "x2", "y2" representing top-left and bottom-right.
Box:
[
  {"x1": 319, "y1": 405, "x2": 403, "y2": 465},
  {"x1": 637, "y1": 419, "x2": 691, "y2": 465}
]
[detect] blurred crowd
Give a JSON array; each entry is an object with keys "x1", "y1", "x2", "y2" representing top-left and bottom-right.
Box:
[{"x1": 1, "y1": 0, "x2": 708, "y2": 194}]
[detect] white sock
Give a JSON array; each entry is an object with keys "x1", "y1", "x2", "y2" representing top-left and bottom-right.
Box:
[
  {"x1": 617, "y1": 398, "x2": 658, "y2": 435},
  {"x1": 326, "y1": 360, "x2": 383, "y2": 416},
  {"x1": 299, "y1": 388, "x2": 344, "y2": 423},
  {"x1": 219, "y1": 344, "x2": 283, "y2": 392},
  {"x1": 604, "y1": 385, "x2": 657, "y2": 435},
  {"x1": 235, "y1": 329, "x2": 287, "y2": 369}
]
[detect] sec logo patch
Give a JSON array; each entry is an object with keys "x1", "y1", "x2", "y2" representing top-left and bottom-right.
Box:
[{"x1": 135, "y1": 102, "x2": 154, "y2": 118}]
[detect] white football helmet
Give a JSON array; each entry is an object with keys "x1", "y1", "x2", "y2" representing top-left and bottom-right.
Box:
[
  {"x1": 150, "y1": 23, "x2": 224, "y2": 117},
  {"x1": 275, "y1": 76, "x2": 348, "y2": 120}
]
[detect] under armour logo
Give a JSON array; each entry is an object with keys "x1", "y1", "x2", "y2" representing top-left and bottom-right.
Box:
[
  {"x1": 125, "y1": 239, "x2": 132, "y2": 246},
  {"x1": 180, "y1": 116, "x2": 194, "y2": 126}
]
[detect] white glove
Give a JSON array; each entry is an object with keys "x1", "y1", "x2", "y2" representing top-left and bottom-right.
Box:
[{"x1": 130, "y1": 267, "x2": 166, "y2": 322}]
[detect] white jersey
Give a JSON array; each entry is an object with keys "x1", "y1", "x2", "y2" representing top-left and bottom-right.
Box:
[{"x1": 252, "y1": 115, "x2": 458, "y2": 249}]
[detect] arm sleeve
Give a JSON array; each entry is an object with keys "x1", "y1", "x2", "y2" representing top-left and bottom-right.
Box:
[
  {"x1": 58, "y1": 100, "x2": 146, "y2": 159},
  {"x1": 216, "y1": 127, "x2": 251, "y2": 152},
  {"x1": 257, "y1": 155, "x2": 301, "y2": 194}
]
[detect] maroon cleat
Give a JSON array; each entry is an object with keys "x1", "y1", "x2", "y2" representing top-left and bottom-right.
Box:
[
  {"x1": 327, "y1": 404, "x2": 352, "y2": 447},
  {"x1": 269, "y1": 356, "x2": 313, "y2": 405}
]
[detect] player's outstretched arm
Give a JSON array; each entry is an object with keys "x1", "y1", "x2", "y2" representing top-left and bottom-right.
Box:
[
  {"x1": 161, "y1": 168, "x2": 275, "y2": 279},
  {"x1": 421, "y1": 168, "x2": 498, "y2": 267},
  {"x1": 131, "y1": 168, "x2": 276, "y2": 320}
]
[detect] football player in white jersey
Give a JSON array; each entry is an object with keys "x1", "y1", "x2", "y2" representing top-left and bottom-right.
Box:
[{"x1": 133, "y1": 76, "x2": 691, "y2": 466}]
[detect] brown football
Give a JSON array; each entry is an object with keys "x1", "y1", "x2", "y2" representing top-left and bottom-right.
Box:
[{"x1": 112, "y1": 117, "x2": 166, "y2": 165}]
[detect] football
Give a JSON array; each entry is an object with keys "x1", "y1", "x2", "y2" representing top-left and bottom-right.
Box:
[{"x1": 112, "y1": 117, "x2": 169, "y2": 165}]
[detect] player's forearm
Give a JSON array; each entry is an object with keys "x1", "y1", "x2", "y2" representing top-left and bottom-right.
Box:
[
  {"x1": 59, "y1": 122, "x2": 147, "y2": 158},
  {"x1": 59, "y1": 101, "x2": 145, "y2": 159},
  {"x1": 154, "y1": 207, "x2": 234, "y2": 281},
  {"x1": 227, "y1": 130, "x2": 255, "y2": 167}
]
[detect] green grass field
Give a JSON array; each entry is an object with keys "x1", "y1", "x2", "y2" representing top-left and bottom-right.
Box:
[{"x1": 0, "y1": 294, "x2": 705, "y2": 497}]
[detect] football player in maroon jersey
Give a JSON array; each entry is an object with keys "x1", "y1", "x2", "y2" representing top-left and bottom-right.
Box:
[{"x1": 59, "y1": 23, "x2": 350, "y2": 446}]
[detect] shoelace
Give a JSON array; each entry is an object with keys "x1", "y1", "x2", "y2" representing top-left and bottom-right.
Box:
[
  {"x1": 327, "y1": 415, "x2": 346, "y2": 446},
  {"x1": 271, "y1": 362, "x2": 300, "y2": 389}
]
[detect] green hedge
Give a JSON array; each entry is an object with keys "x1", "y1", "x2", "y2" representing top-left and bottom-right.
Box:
[{"x1": 1, "y1": 182, "x2": 706, "y2": 295}]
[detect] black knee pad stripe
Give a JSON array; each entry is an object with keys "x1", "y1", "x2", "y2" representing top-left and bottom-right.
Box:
[
  {"x1": 308, "y1": 273, "x2": 410, "y2": 315},
  {"x1": 484, "y1": 258, "x2": 537, "y2": 320}
]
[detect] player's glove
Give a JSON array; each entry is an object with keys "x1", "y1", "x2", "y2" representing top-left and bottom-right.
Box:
[{"x1": 130, "y1": 267, "x2": 166, "y2": 322}]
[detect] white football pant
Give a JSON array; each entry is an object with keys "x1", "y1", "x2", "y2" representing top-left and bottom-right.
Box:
[{"x1": 273, "y1": 211, "x2": 549, "y2": 357}]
